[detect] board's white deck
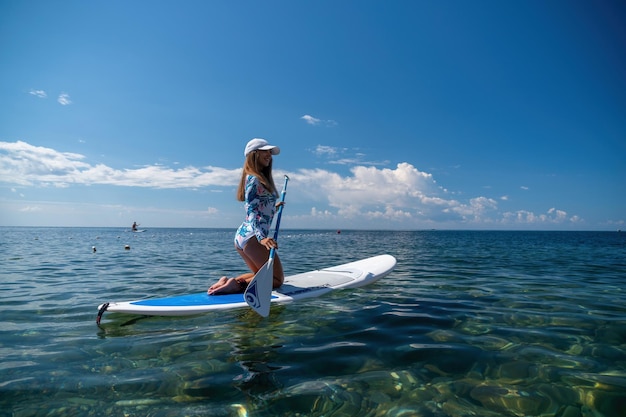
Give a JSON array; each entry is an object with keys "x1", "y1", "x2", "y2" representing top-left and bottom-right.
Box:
[{"x1": 97, "y1": 254, "x2": 396, "y2": 317}]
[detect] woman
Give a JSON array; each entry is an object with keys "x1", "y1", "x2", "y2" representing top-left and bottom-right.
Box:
[{"x1": 208, "y1": 138, "x2": 285, "y2": 295}]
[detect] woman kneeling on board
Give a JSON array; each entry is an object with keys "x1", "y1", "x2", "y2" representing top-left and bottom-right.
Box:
[{"x1": 208, "y1": 138, "x2": 284, "y2": 295}]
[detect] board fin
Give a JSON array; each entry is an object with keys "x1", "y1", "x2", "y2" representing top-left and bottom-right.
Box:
[{"x1": 96, "y1": 302, "x2": 109, "y2": 326}]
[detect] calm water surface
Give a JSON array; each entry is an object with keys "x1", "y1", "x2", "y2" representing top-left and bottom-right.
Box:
[{"x1": 1, "y1": 228, "x2": 625, "y2": 416}]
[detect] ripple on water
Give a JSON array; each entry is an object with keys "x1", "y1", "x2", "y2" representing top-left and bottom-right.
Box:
[{"x1": 1, "y1": 228, "x2": 625, "y2": 416}]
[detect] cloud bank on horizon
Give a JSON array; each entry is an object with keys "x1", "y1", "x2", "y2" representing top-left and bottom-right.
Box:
[{"x1": 0, "y1": 140, "x2": 586, "y2": 229}]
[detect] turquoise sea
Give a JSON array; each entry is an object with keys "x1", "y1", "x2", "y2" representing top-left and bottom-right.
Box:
[{"x1": 1, "y1": 227, "x2": 625, "y2": 417}]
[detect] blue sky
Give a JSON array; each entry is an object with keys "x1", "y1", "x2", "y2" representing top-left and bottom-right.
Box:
[{"x1": 1, "y1": 0, "x2": 624, "y2": 230}]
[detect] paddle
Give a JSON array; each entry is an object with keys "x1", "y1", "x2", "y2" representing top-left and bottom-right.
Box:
[{"x1": 244, "y1": 175, "x2": 289, "y2": 317}]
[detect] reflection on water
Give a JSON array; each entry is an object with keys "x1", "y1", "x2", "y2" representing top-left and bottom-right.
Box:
[{"x1": 1, "y1": 228, "x2": 625, "y2": 416}]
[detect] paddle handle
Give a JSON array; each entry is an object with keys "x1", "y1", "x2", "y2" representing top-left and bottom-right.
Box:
[{"x1": 269, "y1": 175, "x2": 289, "y2": 259}]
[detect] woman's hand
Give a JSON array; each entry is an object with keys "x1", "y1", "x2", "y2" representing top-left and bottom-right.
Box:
[{"x1": 260, "y1": 237, "x2": 278, "y2": 250}]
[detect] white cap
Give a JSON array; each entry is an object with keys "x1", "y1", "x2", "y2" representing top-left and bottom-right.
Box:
[{"x1": 244, "y1": 138, "x2": 280, "y2": 157}]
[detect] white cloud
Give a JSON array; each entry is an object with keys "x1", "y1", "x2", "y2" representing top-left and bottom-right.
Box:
[
  {"x1": 58, "y1": 93, "x2": 72, "y2": 105},
  {"x1": 501, "y1": 208, "x2": 577, "y2": 225},
  {"x1": 311, "y1": 145, "x2": 387, "y2": 166},
  {"x1": 19, "y1": 206, "x2": 42, "y2": 212},
  {"x1": 301, "y1": 114, "x2": 337, "y2": 127},
  {"x1": 313, "y1": 145, "x2": 339, "y2": 156},
  {"x1": 448, "y1": 197, "x2": 498, "y2": 221},
  {"x1": 0, "y1": 140, "x2": 239, "y2": 188},
  {"x1": 301, "y1": 114, "x2": 321, "y2": 125},
  {"x1": 29, "y1": 89, "x2": 47, "y2": 98},
  {"x1": 289, "y1": 162, "x2": 458, "y2": 221},
  {"x1": 310, "y1": 207, "x2": 334, "y2": 218}
]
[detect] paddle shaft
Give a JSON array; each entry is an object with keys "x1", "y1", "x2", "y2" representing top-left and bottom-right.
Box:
[{"x1": 268, "y1": 175, "x2": 289, "y2": 261}]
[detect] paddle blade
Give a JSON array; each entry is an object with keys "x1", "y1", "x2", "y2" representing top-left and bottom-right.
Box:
[{"x1": 244, "y1": 259, "x2": 273, "y2": 317}]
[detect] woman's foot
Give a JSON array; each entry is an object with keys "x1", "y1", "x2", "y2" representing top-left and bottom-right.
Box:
[
  {"x1": 207, "y1": 277, "x2": 242, "y2": 295},
  {"x1": 207, "y1": 276, "x2": 228, "y2": 294}
]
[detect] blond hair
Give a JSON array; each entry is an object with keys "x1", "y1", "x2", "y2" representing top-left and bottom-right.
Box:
[{"x1": 237, "y1": 151, "x2": 277, "y2": 201}]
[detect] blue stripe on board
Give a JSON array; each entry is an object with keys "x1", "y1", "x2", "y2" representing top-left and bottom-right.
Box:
[
  {"x1": 130, "y1": 292, "x2": 280, "y2": 307},
  {"x1": 131, "y1": 292, "x2": 245, "y2": 306}
]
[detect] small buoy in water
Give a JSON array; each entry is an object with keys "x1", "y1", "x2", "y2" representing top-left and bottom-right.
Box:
[
  {"x1": 92, "y1": 246, "x2": 96, "y2": 253},
  {"x1": 337, "y1": 230, "x2": 341, "y2": 234},
  {"x1": 124, "y1": 245, "x2": 131, "y2": 250}
]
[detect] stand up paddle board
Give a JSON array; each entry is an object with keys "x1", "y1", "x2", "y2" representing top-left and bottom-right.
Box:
[{"x1": 97, "y1": 254, "x2": 396, "y2": 323}]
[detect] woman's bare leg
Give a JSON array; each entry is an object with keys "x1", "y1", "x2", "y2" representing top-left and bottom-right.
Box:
[
  {"x1": 238, "y1": 239, "x2": 284, "y2": 288},
  {"x1": 208, "y1": 241, "x2": 284, "y2": 295}
]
